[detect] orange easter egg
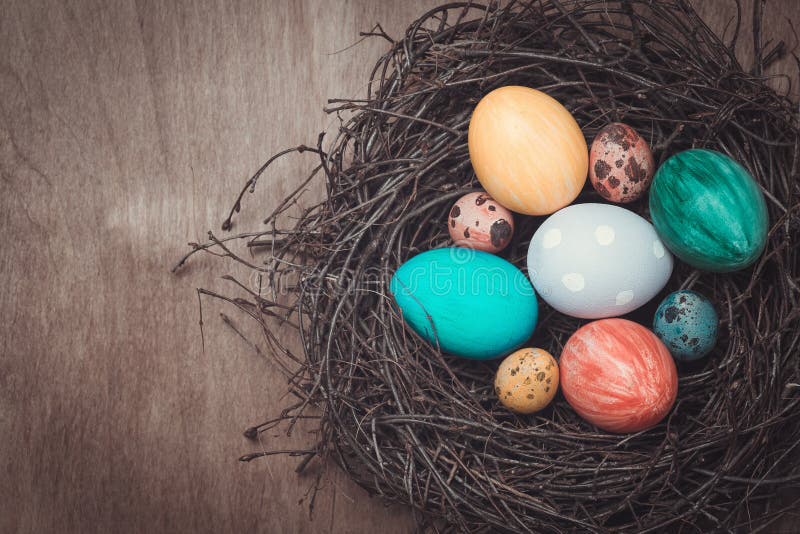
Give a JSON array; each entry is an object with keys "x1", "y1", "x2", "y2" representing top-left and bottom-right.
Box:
[
  {"x1": 560, "y1": 319, "x2": 678, "y2": 433},
  {"x1": 468, "y1": 86, "x2": 588, "y2": 215}
]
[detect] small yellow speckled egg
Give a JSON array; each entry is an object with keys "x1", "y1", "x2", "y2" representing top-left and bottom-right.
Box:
[{"x1": 494, "y1": 348, "x2": 559, "y2": 414}]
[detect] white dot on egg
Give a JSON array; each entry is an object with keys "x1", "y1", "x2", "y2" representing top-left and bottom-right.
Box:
[
  {"x1": 653, "y1": 239, "x2": 666, "y2": 258},
  {"x1": 594, "y1": 225, "x2": 615, "y2": 246},
  {"x1": 615, "y1": 290, "x2": 634, "y2": 306},
  {"x1": 561, "y1": 273, "x2": 585, "y2": 292},
  {"x1": 542, "y1": 228, "x2": 562, "y2": 249}
]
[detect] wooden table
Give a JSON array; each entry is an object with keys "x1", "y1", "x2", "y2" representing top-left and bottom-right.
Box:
[{"x1": 2, "y1": 1, "x2": 797, "y2": 532}]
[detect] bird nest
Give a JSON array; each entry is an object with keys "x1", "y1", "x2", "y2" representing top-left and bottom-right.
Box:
[{"x1": 176, "y1": 1, "x2": 800, "y2": 531}]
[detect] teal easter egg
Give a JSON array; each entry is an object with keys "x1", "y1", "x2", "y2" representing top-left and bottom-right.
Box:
[
  {"x1": 653, "y1": 290, "x2": 719, "y2": 361},
  {"x1": 649, "y1": 149, "x2": 768, "y2": 272},
  {"x1": 389, "y1": 248, "x2": 538, "y2": 360}
]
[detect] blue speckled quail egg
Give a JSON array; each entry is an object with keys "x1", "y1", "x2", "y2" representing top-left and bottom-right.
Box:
[{"x1": 653, "y1": 290, "x2": 719, "y2": 361}]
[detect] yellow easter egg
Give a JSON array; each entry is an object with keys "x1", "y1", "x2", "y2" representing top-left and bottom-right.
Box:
[
  {"x1": 468, "y1": 86, "x2": 588, "y2": 215},
  {"x1": 494, "y1": 348, "x2": 559, "y2": 414}
]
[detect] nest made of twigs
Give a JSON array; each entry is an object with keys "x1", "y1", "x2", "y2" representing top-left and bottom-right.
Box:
[{"x1": 176, "y1": 1, "x2": 800, "y2": 531}]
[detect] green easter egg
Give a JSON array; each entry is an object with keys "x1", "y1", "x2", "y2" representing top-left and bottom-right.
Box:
[{"x1": 649, "y1": 149, "x2": 768, "y2": 272}]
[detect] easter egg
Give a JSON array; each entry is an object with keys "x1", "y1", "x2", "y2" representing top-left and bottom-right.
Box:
[
  {"x1": 494, "y1": 348, "x2": 559, "y2": 414},
  {"x1": 390, "y1": 248, "x2": 538, "y2": 360},
  {"x1": 589, "y1": 123, "x2": 654, "y2": 203},
  {"x1": 649, "y1": 149, "x2": 768, "y2": 272},
  {"x1": 560, "y1": 319, "x2": 678, "y2": 433},
  {"x1": 526, "y1": 203, "x2": 673, "y2": 319},
  {"x1": 653, "y1": 290, "x2": 719, "y2": 361},
  {"x1": 468, "y1": 86, "x2": 588, "y2": 215},
  {"x1": 448, "y1": 192, "x2": 514, "y2": 253}
]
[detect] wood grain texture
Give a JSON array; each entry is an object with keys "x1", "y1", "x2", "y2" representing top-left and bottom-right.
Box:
[{"x1": 0, "y1": 1, "x2": 797, "y2": 532}]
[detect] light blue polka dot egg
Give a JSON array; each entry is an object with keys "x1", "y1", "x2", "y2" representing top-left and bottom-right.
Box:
[
  {"x1": 526, "y1": 203, "x2": 674, "y2": 319},
  {"x1": 653, "y1": 290, "x2": 719, "y2": 361}
]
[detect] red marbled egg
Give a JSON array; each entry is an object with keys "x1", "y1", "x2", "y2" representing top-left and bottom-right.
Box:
[
  {"x1": 589, "y1": 123, "x2": 654, "y2": 203},
  {"x1": 448, "y1": 192, "x2": 514, "y2": 253},
  {"x1": 560, "y1": 318, "x2": 678, "y2": 433}
]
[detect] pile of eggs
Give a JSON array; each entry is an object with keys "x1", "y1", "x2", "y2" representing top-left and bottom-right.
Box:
[{"x1": 390, "y1": 85, "x2": 768, "y2": 433}]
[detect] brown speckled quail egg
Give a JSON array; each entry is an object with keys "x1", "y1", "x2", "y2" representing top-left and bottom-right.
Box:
[
  {"x1": 449, "y1": 192, "x2": 514, "y2": 253},
  {"x1": 589, "y1": 123, "x2": 654, "y2": 203}
]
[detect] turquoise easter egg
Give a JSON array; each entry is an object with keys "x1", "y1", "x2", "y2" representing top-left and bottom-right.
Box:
[
  {"x1": 649, "y1": 149, "x2": 768, "y2": 272},
  {"x1": 653, "y1": 290, "x2": 719, "y2": 361},
  {"x1": 389, "y1": 248, "x2": 538, "y2": 360}
]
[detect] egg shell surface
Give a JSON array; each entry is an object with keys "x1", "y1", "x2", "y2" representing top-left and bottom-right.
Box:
[
  {"x1": 649, "y1": 149, "x2": 768, "y2": 272},
  {"x1": 449, "y1": 192, "x2": 514, "y2": 253},
  {"x1": 527, "y1": 203, "x2": 673, "y2": 319},
  {"x1": 494, "y1": 348, "x2": 559, "y2": 414},
  {"x1": 589, "y1": 123, "x2": 654, "y2": 203},
  {"x1": 560, "y1": 319, "x2": 678, "y2": 433},
  {"x1": 468, "y1": 86, "x2": 588, "y2": 215},
  {"x1": 390, "y1": 248, "x2": 538, "y2": 360},
  {"x1": 653, "y1": 290, "x2": 718, "y2": 361}
]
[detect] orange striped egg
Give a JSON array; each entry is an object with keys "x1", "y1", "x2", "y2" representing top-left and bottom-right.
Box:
[
  {"x1": 559, "y1": 319, "x2": 678, "y2": 433},
  {"x1": 468, "y1": 86, "x2": 588, "y2": 215}
]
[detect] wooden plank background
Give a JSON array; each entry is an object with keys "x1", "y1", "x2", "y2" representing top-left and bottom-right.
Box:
[{"x1": 1, "y1": 1, "x2": 797, "y2": 532}]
